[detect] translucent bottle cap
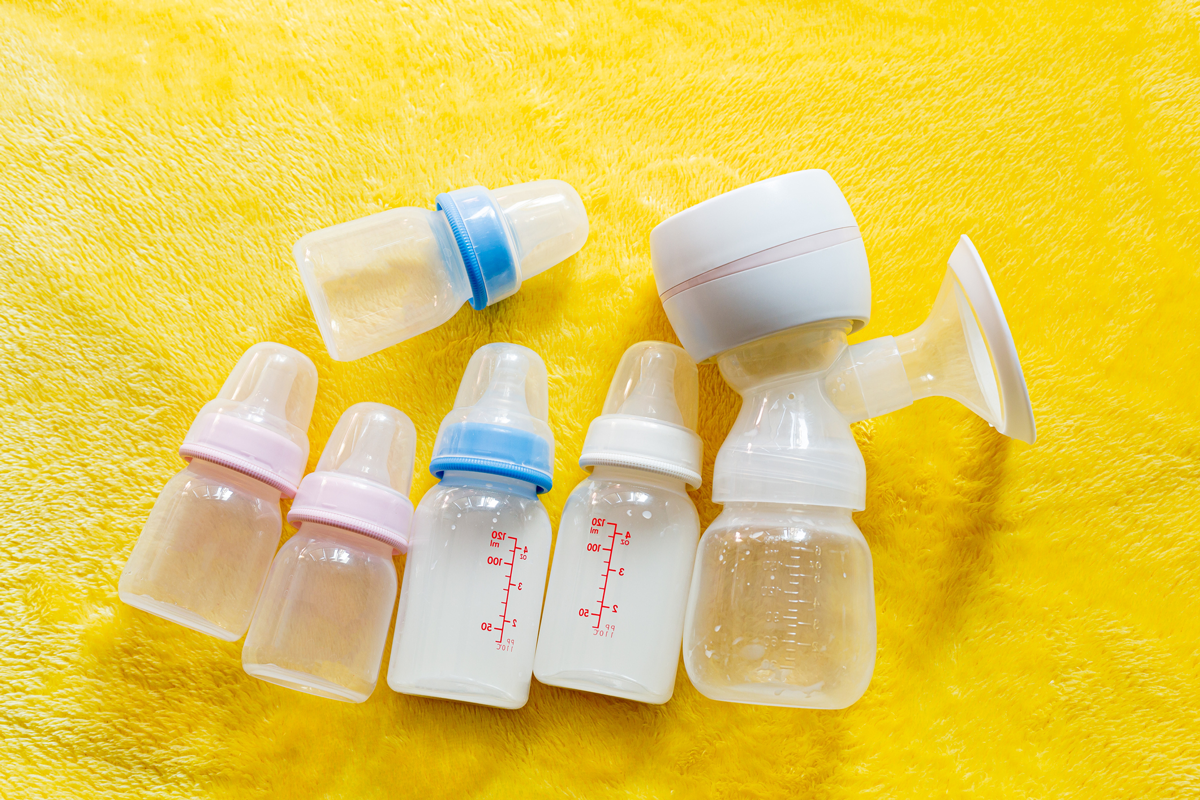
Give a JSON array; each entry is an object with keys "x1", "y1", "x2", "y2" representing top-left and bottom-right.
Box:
[
  {"x1": 289, "y1": 403, "x2": 418, "y2": 553},
  {"x1": 492, "y1": 179, "x2": 588, "y2": 282},
  {"x1": 580, "y1": 342, "x2": 703, "y2": 488},
  {"x1": 429, "y1": 343, "x2": 555, "y2": 493},
  {"x1": 179, "y1": 342, "x2": 319, "y2": 497}
]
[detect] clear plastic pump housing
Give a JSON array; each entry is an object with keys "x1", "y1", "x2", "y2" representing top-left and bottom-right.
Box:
[
  {"x1": 179, "y1": 342, "x2": 319, "y2": 495},
  {"x1": 492, "y1": 179, "x2": 589, "y2": 281},
  {"x1": 315, "y1": 403, "x2": 418, "y2": 494}
]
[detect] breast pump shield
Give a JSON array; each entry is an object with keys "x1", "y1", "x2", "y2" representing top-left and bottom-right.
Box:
[
  {"x1": 534, "y1": 342, "x2": 702, "y2": 704},
  {"x1": 295, "y1": 180, "x2": 588, "y2": 361},
  {"x1": 119, "y1": 343, "x2": 318, "y2": 641},
  {"x1": 651, "y1": 170, "x2": 1036, "y2": 709},
  {"x1": 243, "y1": 403, "x2": 417, "y2": 703},
  {"x1": 388, "y1": 343, "x2": 555, "y2": 709}
]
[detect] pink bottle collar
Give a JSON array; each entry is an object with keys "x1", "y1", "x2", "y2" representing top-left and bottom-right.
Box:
[
  {"x1": 287, "y1": 471, "x2": 415, "y2": 554},
  {"x1": 179, "y1": 413, "x2": 307, "y2": 497}
]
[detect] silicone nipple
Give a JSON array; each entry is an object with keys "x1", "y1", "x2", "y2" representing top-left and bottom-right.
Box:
[
  {"x1": 335, "y1": 415, "x2": 397, "y2": 485},
  {"x1": 240, "y1": 355, "x2": 298, "y2": 423},
  {"x1": 476, "y1": 352, "x2": 532, "y2": 418},
  {"x1": 617, "y1": 348, "x2": 685, "y2": 426}
]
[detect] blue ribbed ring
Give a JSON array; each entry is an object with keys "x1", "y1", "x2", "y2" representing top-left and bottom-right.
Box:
[{"x1": 436, "y1": 187, "x2": 520, "y2": 311}]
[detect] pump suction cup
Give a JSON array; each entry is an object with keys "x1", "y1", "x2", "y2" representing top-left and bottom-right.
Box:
[
  {"x1": 827, "y1": 235, "x2": 1035, "y2": 445},
  {"x1": 943, "y1": 235, "x2": 1036, "y2": 444}
]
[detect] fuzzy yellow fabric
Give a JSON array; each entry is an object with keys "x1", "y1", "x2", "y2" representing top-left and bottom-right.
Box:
[{"x1": 2, "y1": 0, "x2": 1198, "y2": 796}]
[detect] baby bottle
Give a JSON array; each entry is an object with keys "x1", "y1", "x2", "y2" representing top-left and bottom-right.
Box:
[
  {"x1": 650, "y1": 170, "x2": 1037, "y2": 709},
  {"x1": 387, "y1": 343, "x2": 554, "y2": 709},
  {"x1": 534, "y1": 342, "x2": 702, "y2": 704},
  {"x1": 242, "y1": 403, "x2": 417, "y2": 703},
  {"x1": 294, "y1": 180, "x2": 589, "y2": 361},
  {"x1": 119, "y1": 342, "x2": 318, "y2": 641}
]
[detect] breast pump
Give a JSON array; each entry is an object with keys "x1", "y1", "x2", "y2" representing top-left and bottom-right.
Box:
[{"x1": 650, "y1": 170, "x2": 1036, "y2": 709}]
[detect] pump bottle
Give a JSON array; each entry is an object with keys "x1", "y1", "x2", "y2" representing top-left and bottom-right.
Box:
[
  {"x1": 387, "y1": 343, "x2": 555, "y2": 709},
  {"x1": 243, "y1": 403, "x2": 417, "y2": 703},
  {"x1": 650, "y1": 170, "x2": 1036, "y2": 708},
  {"x1": 119, "y1": 342, "x2": 319, "y2": 641},
  {"x1": 295, "y1": 181, "x2": 588, "y2": 361},
  {"x1": 534, "y1": 342, "x2": 702, "y2": 704}
]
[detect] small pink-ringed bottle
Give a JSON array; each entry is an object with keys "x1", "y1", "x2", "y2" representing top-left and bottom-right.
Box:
[
  {"x1": 243, "y1": 403, "x2": 417, "y2": 703},
  {"x1": 119, "y1": 342, "x2": 318, "y2": 641}
]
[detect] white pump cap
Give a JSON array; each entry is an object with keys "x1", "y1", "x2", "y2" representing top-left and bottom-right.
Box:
[
  {"x1": 179, "y1": 342, "x2": 319, "y2": 496},
  {"x1": 579, "y1": 341, "x2": 703, "y2": 488},
  {"x1": 288, "y1": 403, "x2": 418, "y2": 552},
  {"x1": 650, "y1": 170, "x2": 872, "y2": 363},
  {"x1": 492, "y1": 180, "x2": 589, "y2": 282}
]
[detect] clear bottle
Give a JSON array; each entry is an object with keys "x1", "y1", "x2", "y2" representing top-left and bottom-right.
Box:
[
  {"x1": 534, "y1": 342, "x2": 702, "y2": 704},
  {"x1": 683, "y1": 502, "x2": 875, "y2": 709},
  {"x1": 387, "y1": 343, "x2": 555, "y2": 709},
  {"x1": 119, "y1": 343, "x2": 319, "y2": 640},
  {"x1": 243, "y1": 403, "x2": 417, "y2": 702},
  {"x1": 294, "y1": 180, "x2": 589, "y2": 361}
]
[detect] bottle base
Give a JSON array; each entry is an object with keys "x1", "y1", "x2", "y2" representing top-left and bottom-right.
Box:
[
  {"x1": 689, "y1": 678, "x2": 863, "y2": 709},
  {"x1": 244, "y1": 663, "x2": 371, "y2": 703},
  {"x1": 118, "y1": 591, "x2": 241, "y2": 642},
  {"x1": 534, "y1": 669, "x2": 669, "y2": 704},
  {"x1": 387, "y1": 675, "x2": 526, "y2": 709}
]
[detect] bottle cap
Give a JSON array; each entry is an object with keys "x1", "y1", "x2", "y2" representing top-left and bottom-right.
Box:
[
  {"x1": 429, "y1": 343, "x2": 555, "y2": 493},
  {"x1": 288, "y1": 403, "x2": 418, "y2": 553},
  {"x1": 436, "y1": 180, "x2": 588, "y2": 310},
  {"x1": 579, "y1": 342, "x2": 703, "y2": 488},
  {"x1": 650, "y1": 170, "x2": 871, "y2": 363},
  {"x1": 179, "y1": 342, "x2": 318, "y2": 497}
]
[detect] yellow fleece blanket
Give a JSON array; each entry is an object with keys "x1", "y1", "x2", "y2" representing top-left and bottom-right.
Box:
[{"x1": 2, "y1": 0, "x2": 1198, "y2": 797}]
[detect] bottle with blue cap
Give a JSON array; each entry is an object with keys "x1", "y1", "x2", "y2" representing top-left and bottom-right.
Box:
[
  {"x1": 387, "y1": 343, "x2": 555, "y2": 709},
  {"x1": 294, "y1": 181, "x2": 588, "y2": 361},
  {"x1": 533, "y1": 341, "x2": 703, "y2": 704}
]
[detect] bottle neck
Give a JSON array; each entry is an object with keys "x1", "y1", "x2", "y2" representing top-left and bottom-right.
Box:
[
  {"x1": 295, "y1": 521, "x2": 395, "y2": 557},
  {"x1": 588, "y1": 464, "x2": 688, "y2": 494},
  {"x1": 716, "y1": 502, "x2": 856, "y2": 528},
  {"x1": 186, "y1": 458, "x2": 282, "y2": 501},
  {"x1": 440, "y1": 470, "x2": 539, "y2": 500}
]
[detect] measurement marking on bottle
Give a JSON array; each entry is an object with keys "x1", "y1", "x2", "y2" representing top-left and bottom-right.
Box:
[
  {"x1": 492, "y1": 532, "x2": 520, "y2": 652},
  {"x1": 579, "y1": 517, "x2": 629, "y2": 634}
]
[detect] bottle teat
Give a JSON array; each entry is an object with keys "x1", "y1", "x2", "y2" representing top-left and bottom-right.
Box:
[
  {"x1": 239, "y1": 354, "x2": 298, "y2": 423},
  {"x1": 179, "y1": 342, "x2": 319, "y2": 497},
  {"x1": 580, "y1": 342, "x2": 702, "y2": 488},
  {"x1": 429, "y1": 343, "x2": 555, "y2": 493},
  {"x1": 289, "y1": 403, "x2": 418, "y2": 552},
  {"x1": 615, "y1": 348, "x2": 687, "y2": 426}
]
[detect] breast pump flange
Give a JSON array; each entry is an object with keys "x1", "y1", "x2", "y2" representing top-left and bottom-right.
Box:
[{"x1": 650, "y1": 170, "x2": 1036, "y2": 709}]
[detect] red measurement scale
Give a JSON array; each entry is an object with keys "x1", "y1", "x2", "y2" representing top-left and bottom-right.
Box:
[
  {"x1": 482, "y1": 530, "x2": 527, "y2": 651},
  {"x1": 578, "y1": 518, "x2": 629, "y2": 634}
]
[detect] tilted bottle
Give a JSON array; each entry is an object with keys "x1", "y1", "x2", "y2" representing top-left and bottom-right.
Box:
[{"x1": 295, "y1": 181, "x2": 588, "y2": 361}]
